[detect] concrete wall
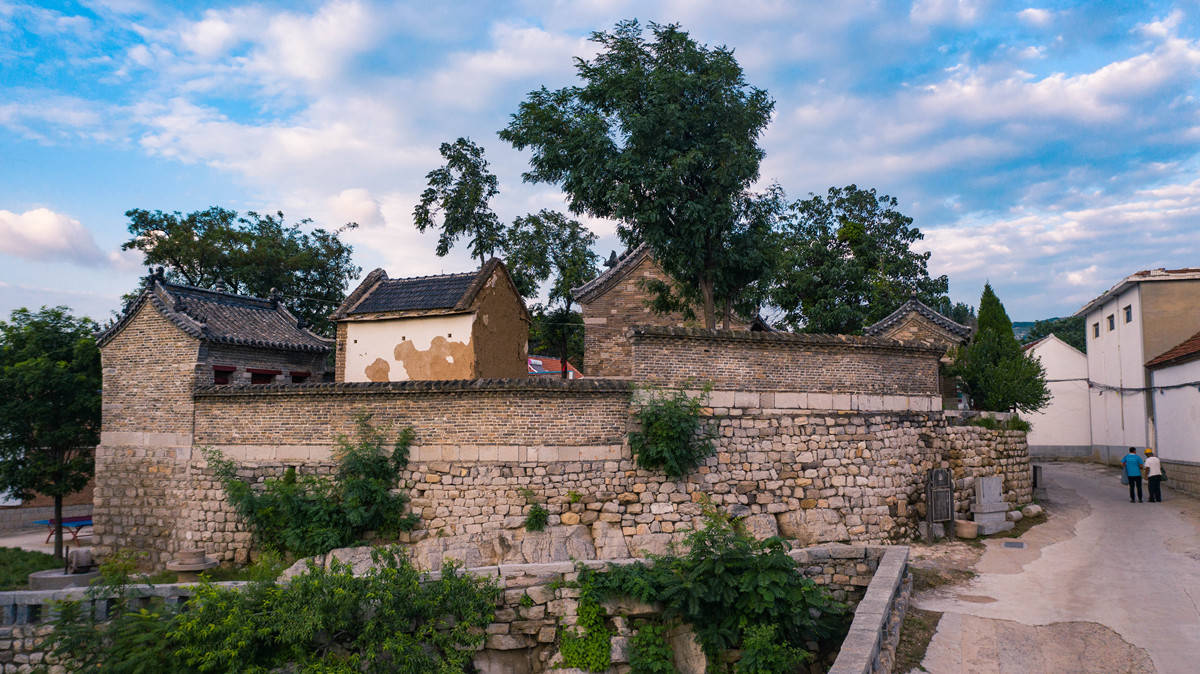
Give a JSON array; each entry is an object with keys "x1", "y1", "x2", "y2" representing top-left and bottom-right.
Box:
[
  {"x1": 1140, "y1": 279, "x2": 1200, "y2": 363},
  {"x1": 1026, "y1": 336, "x2": 1091, "y2": 454},
  {"x1": 1085, "y1": 284, "x2": 1150, "y2": 452},
  {"x1": 1150, "y1": 358, "x2": 1200, "y2": 496},
  {"x1": 343, "y1": 313, "x2": 477, "y2": 382}
]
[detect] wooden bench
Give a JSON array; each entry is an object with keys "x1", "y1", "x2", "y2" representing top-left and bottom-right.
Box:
[{"x1": 33, "y1": 516, "x2": 93, "y2": 544}]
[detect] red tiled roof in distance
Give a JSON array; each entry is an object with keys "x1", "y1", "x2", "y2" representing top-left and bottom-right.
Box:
[{"x1": 1146, "y1": 329, "x2": 1200, "y2": 369}]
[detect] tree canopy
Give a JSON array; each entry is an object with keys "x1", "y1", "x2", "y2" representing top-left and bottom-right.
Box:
[
  {"x1": 1024, "y1": 315, "x2": 1086, "y2": 353},
  {"x1": 505, "y1": 209, "x2": 599, "y2": 305},
  {"x1": 0, "y1": 307, "x2": 100, "y2": 558},
  {"x1": 771, "y1": 185, "x2": 949, "y2": 334},
  {"x1": 122, "y1": 208, "x2": 359, "y2": 335},
  {"x1": 500, "y1": 20, "x2": 776, "y2": 328},
  {"x1": 413, "y1": 137, "x2": 506, "y2": 265},
  {"x1": 949, "y1": 284, "x2": 1050, "y2": 414}
]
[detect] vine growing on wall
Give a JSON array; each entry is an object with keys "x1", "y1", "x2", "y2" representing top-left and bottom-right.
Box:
[
  {"x1": 203, "y1": 412, "x2": 418, "y2": 558},
  {"x1": 628, "y1": 384, "x2": 715, "y2": 478}
]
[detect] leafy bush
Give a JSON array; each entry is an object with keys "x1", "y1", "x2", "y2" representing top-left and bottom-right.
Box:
[
  {"x1": 44, "y1": 548, "x2": 500, "y2": 674},
  {"x1": 629, "y1": 385, "x2": 715, "y2": 478},
  {"x1": 586, "y1": 508, "x2": 848, "y2": 669},
  {"x1": 966, "y1": 415, "x2": 1030, "y2": 432},
  {"x1": 559, "y1": 585, "x2": 613, "y2": 672},
  {"x1": 735, "y1": 623, "x2": 810, "y2": 673},
  {"x1": 204, "y1": 413, "x2": 418, "y2": 558},
  {"x1": 0, "y1": 546, "x2": 60, "y2": 590},
  {"x1": 525, "y1": 503, "x2": 549, "y2": 531},
  {"x1": 628, "y1": 621, "x2": 676, "y2": 674}
]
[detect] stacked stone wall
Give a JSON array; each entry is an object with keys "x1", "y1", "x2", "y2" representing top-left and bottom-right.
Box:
[
  {"x1": 1161, "y1": 460, "x2": 1200, "y2": 498},
  {"x1": 629, "y1": 328, "x2": 941, "y2": 394}
]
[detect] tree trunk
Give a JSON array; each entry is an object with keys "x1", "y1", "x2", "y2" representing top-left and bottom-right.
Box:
[
  {"x1": 53, "y1": 494, "x2": 64, "y2": 560},
  {"x1": 699, "y1": 278, "x2": 717, "y2": 329}
]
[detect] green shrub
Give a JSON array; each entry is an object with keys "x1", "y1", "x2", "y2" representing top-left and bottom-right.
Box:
[
  {"x1": 525, "y1": 503, "x2": 549, "y2": 532},
  {"x1": 0, "y1": 546, "x2": 60, "y2": 590},
  {"x1": 586, "y1": 508, "x2": 848, "y2": 668},
  {"x1": 735, "y1": 623, "x2": 811, "y2": 673},
  {"x1": 559, "y1": 586, "x2": 612, "y2": 672},
  {"x1": 628, "y1": 621, "x2": 675, "y2": 674},
  {"x1": 629, "y1": 385, "x2": 715, "y2": 478},
  {"x1": 43, "y1": 548, "x2": 500, "y2": 674},
  {"x1": 966, "y1": 415, "x2": 1030, "y2": 432},
  {"x1": 204, "y1": 413, "x2": 418, "y2": 558}
]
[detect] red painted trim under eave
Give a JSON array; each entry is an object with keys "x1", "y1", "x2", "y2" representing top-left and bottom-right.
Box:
[
  {"x1": 290, "y1": 370, "x2": 311, "y2": 377},
  {"x1": 212, "y1": 365, "x2": 237, "y2": 372},
  {"x1": 246, "y1": 368, "x2": 282, "y2": 375}
]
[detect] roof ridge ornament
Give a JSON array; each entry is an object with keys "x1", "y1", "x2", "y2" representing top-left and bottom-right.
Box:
[{"x1": 214, "y1": 277, "x2": 228, "y2": 293}]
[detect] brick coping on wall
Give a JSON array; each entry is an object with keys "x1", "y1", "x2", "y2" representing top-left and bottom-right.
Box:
[
  {"x1": 194, "y1": 377, "x2": 634, "y2": 397},
  {"x1": 628, "y1": 325, "x2": 946, "y2": 356},
  {"x1": 828, "y1": 546, "x2": 911, "y2": 674}
]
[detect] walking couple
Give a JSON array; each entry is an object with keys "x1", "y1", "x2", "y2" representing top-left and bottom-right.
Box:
[{"x1": 1122, "y1": 447, "x2": 1164, "y2": 503}]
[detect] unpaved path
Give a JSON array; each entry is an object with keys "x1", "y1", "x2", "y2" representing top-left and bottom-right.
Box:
[{"x1": 909, "y1": 462, "x2": 1200, "y2": 673}]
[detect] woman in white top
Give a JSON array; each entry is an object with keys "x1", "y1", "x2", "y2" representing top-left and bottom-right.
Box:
[{"x1": 1144, "y1": 449, "x2": 1163, "y2": 503}]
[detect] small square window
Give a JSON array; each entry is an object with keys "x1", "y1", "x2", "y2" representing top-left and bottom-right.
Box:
[
  {"x1": 251, "y1": 372, "x2": 275, "y2": 385},
  {"x1": 213, "y1": 365, "x2": 236, "y2": 386},
  {"x1": 1107, "y1": 315, "x2": 1115, "y2": 331},
  {"x1": 1093, "y1": 323, "x2": 1100, "y2": 338},
  {"x1": 1124, "y1": 305, "x2": 1132, "y2": 323},
  {"x1": 291, "y1": 371, "x2": 310, "y2": 384}
]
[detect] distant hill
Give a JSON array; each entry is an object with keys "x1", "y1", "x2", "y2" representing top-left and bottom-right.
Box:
[{"x1": 1012, "y1": 321, "x2": 1036, "y2": 340}]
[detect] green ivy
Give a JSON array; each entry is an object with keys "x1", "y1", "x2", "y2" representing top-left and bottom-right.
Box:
[
  {"x1": 584, "y1": 508, "x2": 849, "y2": 670},
  {"x1": 628, "y1": 621, "x2": 676, "y2": 674},
  {"x1": 559, "y1": 585, "x2": 613, "y2": 672},
  {"x1": 203, "y1": 413, "x2": 418, "y2": 558},
  {"x1": 629, "y1": 385, "x2": 715, "y2": 478},
  {"x1": 42, "y1": 548, "x2": 500, "y2": 674}
]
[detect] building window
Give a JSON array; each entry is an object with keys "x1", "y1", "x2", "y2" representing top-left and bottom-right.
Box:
[
  {"x1": 290, "y1": 371, "x2": 310, "y2": 384},
  {"x1": 213, "y1": 365, "x2": 236, "y2": 385},
  {"x1": 1107, "y1": 314, "x2": 1115, "y2": 331},
  {"x1": 247, "y1": 368, "x2": 281, "y2": 385},
  {"x1": 1093, "y1": 323, "x2": 1100, "y2": 338},
  {"x1": 1124, "y1": 305, "x2": 1132, "y2": 323}
]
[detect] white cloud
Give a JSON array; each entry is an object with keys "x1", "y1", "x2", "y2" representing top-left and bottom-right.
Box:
[
  {"x1": 1017, "y1": 8, "x2": 1053, "y2": 28},
  {"x1": 1139, "y1": 9, "x2": 1184, "y2": 40},
  {"x1": 910, "y1": 0, "x2": 987, "y2": 26},
  {"x1": 0, "y1": 208, "x2": 106, "y2": 265},
  {"x1": 327, "y1": 188, "x2": 384, "y2": 228}
]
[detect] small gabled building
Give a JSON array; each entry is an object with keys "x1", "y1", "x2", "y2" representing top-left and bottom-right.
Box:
[
  {"x1": 330, "y1": 259, "x2": 529, "y2": 382},
  {"x1": 863, "y1": 298, "x2": 972, "y2": 353},
  {"x1": 1022, "y1": 334, "x2": 1091, "y2": 458}
]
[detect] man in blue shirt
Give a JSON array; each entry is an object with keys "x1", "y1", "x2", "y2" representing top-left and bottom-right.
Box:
[{"x1": 1122, "y1": 447, "x2": 1144, "y2": 503}]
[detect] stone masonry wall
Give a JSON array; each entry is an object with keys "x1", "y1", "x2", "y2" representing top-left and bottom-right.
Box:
[
  {"x1": 1161, "y1": 460, "x2": 1200, "y2": 499},
  {"x1": 112, "y1": 383, "x2": 1030, "y2": 567},
  {"x1": 629, "y1": 328, "x2": 942, "y2": 394}
]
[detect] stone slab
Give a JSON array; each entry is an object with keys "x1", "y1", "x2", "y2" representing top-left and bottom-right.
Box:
[{"x1": 976, "y1": 520, "x2": 1015, "y2": 535}]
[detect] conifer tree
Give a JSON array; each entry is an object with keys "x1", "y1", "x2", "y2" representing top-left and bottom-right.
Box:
[{"x1": 949, "y1": 283, "x2": 1050, "y2": 413}]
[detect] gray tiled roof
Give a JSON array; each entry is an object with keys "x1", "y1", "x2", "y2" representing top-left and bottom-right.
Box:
[
  {"x1": 332, "y1": 259, "x2": 511, "y2": 319},
  {"x1": 97, "y1": 277, "x2": 332, "y2": 352},
  {"x1": 863, "y1": 298, "x2": 972, "y2": 340},
  {"x1": 571, "y1": 243, "x2": 649, "y2": 304}
]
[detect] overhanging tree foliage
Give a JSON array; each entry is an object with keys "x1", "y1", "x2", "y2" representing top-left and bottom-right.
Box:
[
  {"x1": 949, "y1": 283, "x2": 1050, "y2": 413},
  {"x1": 0, "y1": 307, "x2": 100, "y2": 559},
  {"x1": 122, "y1": 208, "x2": 360, "y2": 335},
  {"x1": 413, "y1": 137, "x2": 506, "y2": 265},
  {"x1": 500, "y1": 20, "x2": 777, "y2": 328},
  {"x1": 772, "y1": 185, "x2": 949, "y2": 334}
]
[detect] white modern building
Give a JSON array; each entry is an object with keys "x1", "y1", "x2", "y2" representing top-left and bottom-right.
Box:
[
  {"x1": 1074, "y1": 268, "x2": 1200, "y2": 465},
  {"x1": 1022, "y1": 334, "x2": 1091, "y2": 458}
]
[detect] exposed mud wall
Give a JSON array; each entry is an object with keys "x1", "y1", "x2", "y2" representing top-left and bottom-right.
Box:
[{"x1": 471, "y1": 268, "x2": 529, "y2": 379}]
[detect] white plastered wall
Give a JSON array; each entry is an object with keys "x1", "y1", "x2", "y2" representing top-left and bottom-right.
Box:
[
  {"x1": 343, "y1": 313, "x2": 476, "y2": 382},
  {"x1": 1150, "y1": 359, "x2": 1200, "y2": 464},
  {"x1": 1085, "y1": 284, "x2": 1150, "y2": 453},
  {"x1": 1026, "y1": 336, "x2": 1091, "y2": 449}
]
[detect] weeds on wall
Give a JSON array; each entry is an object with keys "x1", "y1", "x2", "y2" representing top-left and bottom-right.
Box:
[
  {"x1": 203, "y1": 412, "x2": 418, "y2": 558},
  {"x1": 42, "y1": 547, "x2": 500, "y2": 674},
  {"x1": 628, "y1": 384, "x2": 715, "y2": 478},
  {"x1": 581, "y1": 507, "x2": 849, "y2": 673},
  {"x1": 966, "y1": 415, "x2": 1031, "y2": 432},
  {"x1": 519, "y1": 487, "x2": 550, "y2": 531}
]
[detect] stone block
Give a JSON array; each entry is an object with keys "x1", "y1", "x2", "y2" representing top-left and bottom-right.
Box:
[
  {"x1": 1006, "y1": 510, "x2": 1023, "y2": 522},
  {"x1": 954, "y1": 519, "x2": 978, "y2": 539},
  {"x1": 1021, "y1": 504, "x2": 1043, "y2": 518},
  {"x1": 976, "y1": 520, "x2": 1014, "y2": 535}
]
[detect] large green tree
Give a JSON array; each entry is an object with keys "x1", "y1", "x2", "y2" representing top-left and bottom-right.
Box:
[
  {"x1": 771, "y1": 185, "x2": 949, "y2": 334},
  {"x1": 505, "y1": 210, "x2": 599, "y2": 375},
  {"x1": 949, "y1": 284, "x2": 1050, "y2": 413},
  {"x1": 500, "y1": 20, "x2": 777, "y2": 328},
  {"x1": 1024, "y1": 315, "x2": 1086, "y2": 353},
  {"x1": 413, "y1": 137, "x2": 506, "y2": 265},
  {"x1": 0, "y1": 307, "x2": 100, "y2": 558},
  {"x1": 122, "y1": 208, "x2": 359, "y2": 335}
]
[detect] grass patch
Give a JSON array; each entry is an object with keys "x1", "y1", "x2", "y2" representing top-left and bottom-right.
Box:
[
  {"x1": 989, "y1": 513, "x2": 1047, "y2": 540},
  {"x1": 0, "y1": 546, "x2": 61, "y2": 590},
  {"x1": 909, "y1": 565, "x2": 976, "y2": 592},
  {"x1": 895, "y1": 607, "x2": 942, "y2": 673}
]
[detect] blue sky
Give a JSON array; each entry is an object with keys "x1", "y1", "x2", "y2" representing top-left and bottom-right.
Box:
[{"x1": 2, "y1": 0, "x2": 1199, "y2": 323}]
